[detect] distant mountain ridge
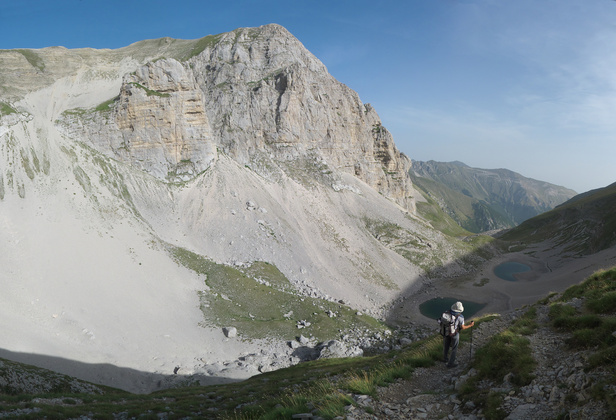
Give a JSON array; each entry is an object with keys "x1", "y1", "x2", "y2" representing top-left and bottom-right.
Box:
[{"x1": 412, "y1": 160, "x2": 577, "y2": 233}]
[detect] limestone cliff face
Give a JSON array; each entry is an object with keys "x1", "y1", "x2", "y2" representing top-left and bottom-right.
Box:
[
  {"x1": 111, "y1": 59, "x2": 216, "y2": 181},
  {"x1": 189, "y1": 25, "x2": 414, "y2": 210},
  {"x1": 62, "y1": 24, "x2": 414, "y2": 210}
]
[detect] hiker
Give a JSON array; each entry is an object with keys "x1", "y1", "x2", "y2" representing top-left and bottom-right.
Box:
[{"x1": 439, "y1": 301, "x2": 475, "y2": 368}]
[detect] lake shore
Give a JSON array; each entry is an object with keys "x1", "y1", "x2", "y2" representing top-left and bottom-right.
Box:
[{"x1": 387, "y1": 241, "x2": 616, "y2": 328}]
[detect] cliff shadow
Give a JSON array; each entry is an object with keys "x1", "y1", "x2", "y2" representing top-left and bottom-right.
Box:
[{"x1": 0, "y1": 347, "x2": 238, "y2": 394}]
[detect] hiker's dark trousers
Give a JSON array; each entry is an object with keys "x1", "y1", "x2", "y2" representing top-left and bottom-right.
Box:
[{"x1": 443, "y1": 333, "x2": 459, "y2": 364}]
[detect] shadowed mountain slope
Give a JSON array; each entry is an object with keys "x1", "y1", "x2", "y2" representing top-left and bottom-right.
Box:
[{"x1": 501, "y1": 181, "x2": 616, "y2": 255}]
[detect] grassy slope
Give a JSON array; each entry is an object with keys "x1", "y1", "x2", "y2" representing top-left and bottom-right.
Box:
[
  {"x1": 412, "y1": 173, "x2": 511, "y2": 233},
  {"x1": 2, "y1": 266, "x2": 616, "y2": 418},
  {"x1": 501, "y1": 182, "x2": 616, "y2": 255},
  {"x1": 412, "y1": 161, "x2": 577, "y2": 229},
  {"x1": 168, "y1": 245, "x2": 385, "y2": 342}
]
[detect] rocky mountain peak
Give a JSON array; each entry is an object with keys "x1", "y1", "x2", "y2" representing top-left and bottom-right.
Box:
[
  {"x1": 56, "y1": 24, "x2": 414, "y2": 209},
  {"x1": 0, "y1": 24, "x2": 439, "y2": 391}
]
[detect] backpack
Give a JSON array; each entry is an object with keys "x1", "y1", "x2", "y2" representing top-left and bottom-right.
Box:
[{"x1": 438, "y1": 311, "x2": 459, "y2": 337}]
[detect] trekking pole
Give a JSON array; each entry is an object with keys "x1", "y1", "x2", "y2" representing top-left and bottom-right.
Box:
[{"x1": 469, "y1": 323, "x2": 473, "y2": 360}]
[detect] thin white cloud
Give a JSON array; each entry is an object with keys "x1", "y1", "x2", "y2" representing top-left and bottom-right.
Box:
[{"x1": 458, "y1": 0, "x2": 616, "y2": 131}]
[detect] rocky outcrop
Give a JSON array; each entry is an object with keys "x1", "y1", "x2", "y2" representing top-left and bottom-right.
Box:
[
  {"x1": 111, "y1": 59, "x2": 215, "y2": 181},
  {"x1": 189, "y1": 25, "x2": 413, "y2": 210},
  {"x1": 60, "y1": 24, "x2": 414, "y2": 210},
  {"x1": 1, "y1": 24, "x2": 447, "y2": 392}
]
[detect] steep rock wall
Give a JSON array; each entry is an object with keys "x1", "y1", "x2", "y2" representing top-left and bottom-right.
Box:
[
  {"x1": 60, "y1": 24, "x2": 414, "y2": 211},
  {"x1": 189, "y1": 25, "x2": 414, "y2": 210}
]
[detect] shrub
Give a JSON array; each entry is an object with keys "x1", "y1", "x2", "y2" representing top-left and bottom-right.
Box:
[
  {"x1": 573, "y1": 314, "x2": 603, "y2": 329},
  {"x1": 473, "y1": 330, "x2": 535, "y2": 386},
  {"x1": 0, "y1": 102, "x2": 17, "y2": 116},
  {"x1": 567, "y1": 328, "x2": 606, "y2": 349},
  {"x1": 561, "y1": 268, "x2": 616, "y2": 303},
  {"x1": 484, "y1": 392, "x2": 507, "y2": 420},
  {"x1": 587, "y1": 346, "x2": 616, "y2": 369},
  {"x1": 587, "y1": 291, "x2": 616, "y2": 314},
  {"x1": 553, "y1": 314, "x2": 602, "y2": 331},
  {"x1": 549, "y1": 303, "x2": 577, "y2": 321},
  {"x1": 510, "y1": 307, "x2": 538, "y2": 335}
]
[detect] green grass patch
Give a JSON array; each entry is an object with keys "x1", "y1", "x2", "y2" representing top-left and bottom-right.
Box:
[
  {"x1": 545, "y1": 265, "x2": 616, "y2": 416},
  {"x1": 129, "y1": 82, "x2": 170, "y2": 97},
  {"x1": 560, "y1": 268, "x2": 616, "y2": 312},
  {"x1": 180, "y1": 33, "x2": 224, "y2": 61},
  {"x1": 587, "y1": 291, "x2": 616, "y2": 314},
  {"x1": 94, "y1": 96, "x2": 119, "y2": 112},
  {"x1": 0, "y1": 102, "x2": 17, "y2": 116},
  {"x1": 459, "y1": 321, "x2": 535, "y2": 420},
  {"x1": 548, "y1": 303, "x2": 577, "y2": 322},
  {"x1": 555, "y1": 313, "x2": 602, "y2": 331},
  {"x1": 550, "y1": 268, "x2": 616, "y2": 358},
  {"x1": 509, "y1": 306, "x2": 538, "y2": 336},
  {"x1": 16, "y1": 49, "x2": 44, "y2": 71},
  {"x1": 471, "y1": 330, "x2": 535, "y2": 386},
  {"x1": 464, "y1": 391, "x2": 507, "y2": 420},
  {"x1": 474, "y1": 277, "x2": 490, "y2": 287},
  {"x1": 588, "y1": 347, "x2": 616, "y2": 369},
  {"x1": 168, "y1": 245, "x2": 385, "y2": 341}
]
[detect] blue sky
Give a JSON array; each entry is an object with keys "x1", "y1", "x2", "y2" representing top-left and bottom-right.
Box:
[{"x1": 2, "y1": 0, "x2": 616, "y2": 193}]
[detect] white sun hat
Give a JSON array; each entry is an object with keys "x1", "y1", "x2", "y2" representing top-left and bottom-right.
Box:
[{"x1": 451, "y1": 301, "x2": 464, "y2": 313}]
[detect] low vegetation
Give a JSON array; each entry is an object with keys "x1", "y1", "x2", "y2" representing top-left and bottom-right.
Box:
[
  {"x1": 2, "y1": 266, "x2": 616, "y2": 418},
  {"x1": 129, "y1": 82, "x2": 171, "y2": 97},
  {"x1": 168, "y1": 245, "x2": 385, "y2": 341},
  {"x1": 550, "y1": 269, "x2": 616, "y2": 360},
  {"x1": 0, "y1": 101, "x2": 17, "y2": 116},
  {"x1": 0, "y1": 315, "x2": 487, "y2": 419},
  {"x1": 180, "y1": 33, "x2": 224, "y2": 61},
  {"x1": 548, "y1": 267, "x2": 616, "y2": 415},
  {"x1": 15, "y1": 49, "x2": 45, "y2": 71},
  {"x1": 458, "y1": 307, "x2": 537, "y2": 420},
  {"x1": 501, "y1": 183, "x2": 616, "y2": 255}
]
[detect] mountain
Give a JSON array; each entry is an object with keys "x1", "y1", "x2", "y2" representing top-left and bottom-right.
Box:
[
  {"x1": 412, "y1": 160, "x2": 577, "y2": 232},
  {"x1": 0, "y1": 25, "x2": 488, "y2": 391},
  {"x1": 501, "y1": 181, "x2": 616, "y2": 255},
  {"x1": 411, "y1": 171, "x2": 512, "y2": 234}
]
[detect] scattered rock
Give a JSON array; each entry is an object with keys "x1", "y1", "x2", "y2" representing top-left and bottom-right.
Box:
[
  {"x1": 297, "y1": 320, "x2": 311, "y2": 329},
  {"x1": 222, "y1": 327, "x2": 237, "y2": 338}
]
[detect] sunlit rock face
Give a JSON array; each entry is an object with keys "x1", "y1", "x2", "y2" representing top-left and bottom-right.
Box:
[
  {"x1": 0, "y1": 24, "x2": 437, "y2": 392},
  {"x1": 188, "y1": 24, "x2": 414, "y2": 211},
  {"x1": 68, "y1": 58, "x2": 216, "y2": 182},
  {"x1": 63, "y1": 24, "x2": 413, "y2": 209}
]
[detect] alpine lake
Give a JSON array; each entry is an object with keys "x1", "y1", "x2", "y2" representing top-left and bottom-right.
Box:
[
  {"x1": 419, "y1": 262, "x2": 532, "y2": 319},
  {"x1": 493, "y1": 261, "x2": 531, "y2": 282},
  {"x1": 419, "y1": 297, "x2": 487, "y2": 320}
]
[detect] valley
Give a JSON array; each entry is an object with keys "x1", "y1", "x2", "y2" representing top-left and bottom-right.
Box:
[{"x1": 1, "y1": 22, "x2": 615, "y2": 419}]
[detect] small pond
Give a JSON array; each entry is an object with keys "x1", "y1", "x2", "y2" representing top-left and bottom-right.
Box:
[
  {"x1": 494, "y1": 261, "x2": 531, "y2": 282},
  {"x1": 419, "y1": 297, "x2": 486, "y2": 320}
]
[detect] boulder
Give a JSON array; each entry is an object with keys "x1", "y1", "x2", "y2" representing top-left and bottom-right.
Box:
[{"x1": 222, "y1": 327, "x2": 237, "y2": 338}]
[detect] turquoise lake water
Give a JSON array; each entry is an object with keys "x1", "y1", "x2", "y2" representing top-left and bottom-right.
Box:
[
  {"x1": 493, "y1": 262, "x2": 531, "y2": 282},
  {"x1": 419, "y1": 297, "x2": 486, "y2": 320}
]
